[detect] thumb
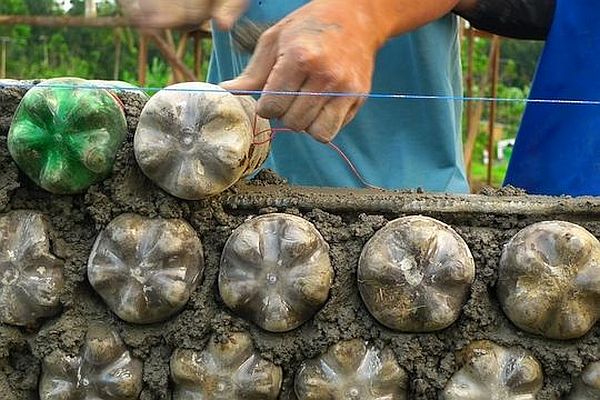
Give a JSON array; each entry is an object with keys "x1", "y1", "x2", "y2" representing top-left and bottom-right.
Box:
[
  {"x1": 220, "y1": 27, "x2": 278, "y2": 91},
  {"x1": 212, "y1": 0, "x2": 248, "y2": 30}
]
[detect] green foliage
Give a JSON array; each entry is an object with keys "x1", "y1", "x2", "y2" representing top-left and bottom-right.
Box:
[
  {"x1": 471, "y1": 159, "x2": 509, "y2": 187},
  {"x1": 1, "y1": 0, "x2": 211, "y2": 83},
  {"x1": 462, "y1": 36, "x2": 544, "y2": 187},
  {"x1": 1, "y1": 0, "x2": 28, "y2": 14},
  {"x1": 501, "y1": 40, "x2": 544, "y2": 87},
  {"x1": 121, "y1": 57, "x2": 169, "y2": 89}
]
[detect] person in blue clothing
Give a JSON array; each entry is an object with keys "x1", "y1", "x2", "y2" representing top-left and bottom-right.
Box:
[
  {"x1": 504, "y1": 0, "x2": 600, "y2": 196},
  {"x1": 121, "y1": 0, "x2": 555, "y2": 193}
]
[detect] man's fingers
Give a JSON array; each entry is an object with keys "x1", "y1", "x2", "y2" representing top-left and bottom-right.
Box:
[
  {"x1": 220, "y1": 28, "x2": 279, "y2": 92},
  {"x1": 255, "y1": 51, "x2": 308, "y2": 119},
  {"x1": 307, "y1": 97, "x2": 357, "y2": 143},
  {"x1": 342, "y1": 99, "x2": 364, "y2": 127},
  {"x1": 280, "y1": 78, "x2": 332, "y2": 131},
  {"x1": 212, "y1": 0, "x2": 248, "y2": 30}
]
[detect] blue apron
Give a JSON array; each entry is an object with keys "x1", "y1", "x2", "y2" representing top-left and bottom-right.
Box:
[{"x1": 504, "y1": 0, "x2": 600, "y2": 196}]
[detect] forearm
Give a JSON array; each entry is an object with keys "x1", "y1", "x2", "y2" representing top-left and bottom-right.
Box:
[
  {"x1": 365, "y1": 0, "x2": 461, "y2": 47},
  {"x1": 454, "y1": 0, "x2": 556, "y2": 40},
  {"x1": 231, "y1": 0, "x2": 462, "y2": 53}
]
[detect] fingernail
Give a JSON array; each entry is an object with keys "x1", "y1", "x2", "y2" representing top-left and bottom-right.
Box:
[{"x1": 258, "y1": 101, "x2": 284, "y2": 119}]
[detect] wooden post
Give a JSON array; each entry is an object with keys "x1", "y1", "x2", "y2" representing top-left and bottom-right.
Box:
[
  {"x1": 465, "y1": 26, "x2": 474, "y2": 174},
  {"x1": 172, "y1": 32, "x2": 190, "y2": 83},
  {"x1": 39, "y1": 35, "x2": 49, "y2": 67},
  {"x1": 165, "y1": 29, "x2": 177, "y2": 49},
  {"x1": 0, "y1": 37, "x2": 9, "y2": 79},
  {"x1": 464, "y1": 37, "x2": 497, "y2": 173},
  {"x1": 0, "y1": 15, "x2": 130, "y2": 27},
  {"x1": 193, "y1": 31, "x2": 203, "y2": 79},
  {"x1": 138, "y1": 32, "x2": 148, "y2": 86},
  {"x1": 487, "y1": 36, "x2": 501, "y2": 186},
  {"x1": 85, "y1": 0, "x2": 97, "y2": 18},
  {"x1": 176, "y1": 32, "x2": 189, "y2": 59},
  {"x1": 148, "y1": 30, "x2": 197, "y2": 82},
  {"x1": 0, "y1": 15, "x2": 212, "y2": 32},
  {"x1": 113, "y1": 29, "x2": 122, "y2": 81}
]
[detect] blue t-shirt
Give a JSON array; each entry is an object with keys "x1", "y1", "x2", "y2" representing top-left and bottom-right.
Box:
[{"x1": 208, "y1": 1, "x2": 468, "y2": 193}]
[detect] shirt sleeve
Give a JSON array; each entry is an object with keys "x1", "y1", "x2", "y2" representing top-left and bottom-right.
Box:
[{"x1": 455, "y1": 0, "x2": 556, "y2": 40}]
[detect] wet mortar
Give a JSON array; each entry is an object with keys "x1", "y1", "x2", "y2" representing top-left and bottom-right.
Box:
[{"x1": 1, "y1": 86, "x2": 599, "y2": 399}]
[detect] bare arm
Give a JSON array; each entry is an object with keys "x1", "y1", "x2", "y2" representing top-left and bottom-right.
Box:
[
  {"x1": 454, "y1": 0, "x2": 556, "y2": 40},
  {"x1": 365, "y1": 0, "x2": 462, "y2": 47}
]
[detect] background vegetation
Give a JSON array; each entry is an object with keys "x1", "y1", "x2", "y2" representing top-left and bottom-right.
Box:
[
  {"x1": 0, "y1": 0, "x2": 546, "y2": 189},
  {"x1": 464, "y1": 37, "x2": 544, "y2": 188}
]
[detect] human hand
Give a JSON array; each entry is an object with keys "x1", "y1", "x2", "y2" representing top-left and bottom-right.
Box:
[
  {"x1": 118, "y1": 0, "x2": 247, "y2": 30},
  {"x1": 221, "y1": 0, "x2": 460, "y2": 143},
  {"x1": 221, "y1": 1, "x2": 387, "y2": 143}
]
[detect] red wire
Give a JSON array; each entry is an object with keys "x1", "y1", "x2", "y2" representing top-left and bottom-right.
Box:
[
  {"x1": 252, "y1": 134, "x2": 275, "y2": 146},
  {"x1": 107, "y1": 91, "x2": 125, "y2": 110},
  {"x1": 250, "y1": 114, "x2": 382, "y2": 190},
  {"x1": 326, "y1": 142, "x2": 381, "y2": 190}
]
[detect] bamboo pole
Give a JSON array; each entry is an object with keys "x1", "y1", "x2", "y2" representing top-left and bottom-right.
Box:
[
  {"x1": 0, "y1": 15, "x2": 212, "y2": 35},
  {"x1": 464, "y1": 38, "x2": 497, "y2": 172},
  {"x1": 113, "y1": 29, "x2": 122, "y2": 80},
  {"x1": 487, "y1": 36, "x2": 501, "y2": 186},
  {"x1": 0, "y1": 37, "x2": 7, "y2": 79},
  {"x1": 173, "y1": 32, "x2": 190, "y2": 83},
  {"x1": 176, "y1": 32, "x2": 189, "y2": 59},
  {"x1": 85, "y1": 0, "x2": 97, "y2": 18},
  {"x1": 137, "y1": 32, "x2": 148, "y2": 85},
  {"x1": 0, "y1": 16, "x2": 131, "y2": 27},
  {"x1": 147, "y1": 31, "x2": 197, "y2": 82},
  {"x1": 193, "y1": 31, "x2": 203, "y2": 79},
  {"x1": 465, "y1": 26, "x2": 474, "y2": 177},
  {"x1": 165, "y1": 30, "x2": 176, "y2": 51},
  {"x1": 163, "y1": 30, "x2": 182, "y2": 83}
]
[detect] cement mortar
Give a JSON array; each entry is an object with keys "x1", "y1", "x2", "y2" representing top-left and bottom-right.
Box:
[{"x1": 0, "y1": 86, "x2": 599, "y2": 400}]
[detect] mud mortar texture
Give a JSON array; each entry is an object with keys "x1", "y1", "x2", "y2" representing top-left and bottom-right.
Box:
[{"x1": 1, "y1": 84, "x2": 600, "y2": 399}]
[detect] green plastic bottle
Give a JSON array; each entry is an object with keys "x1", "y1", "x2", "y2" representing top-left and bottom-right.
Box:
[{"x1": 8, "y1": 78, "x2": 127, "y2": 194}]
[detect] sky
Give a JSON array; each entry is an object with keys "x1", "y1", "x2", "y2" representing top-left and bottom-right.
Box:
[{"x1": 59, "y1": 0, "x2": 72, "y2": 11}]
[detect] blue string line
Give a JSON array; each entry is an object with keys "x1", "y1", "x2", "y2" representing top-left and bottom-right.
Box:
[{"x1": 2, "y1": 80, "x2": 600, "y2": 106}]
